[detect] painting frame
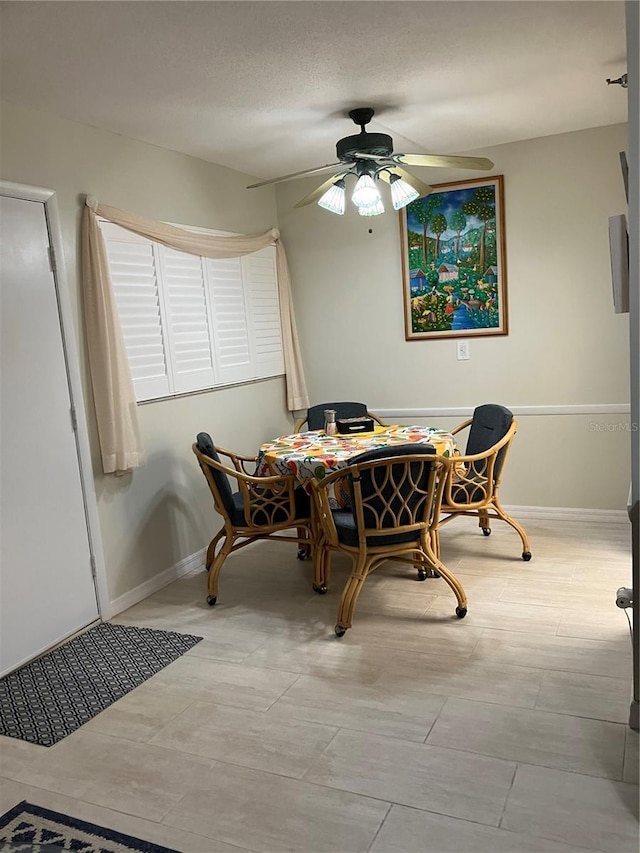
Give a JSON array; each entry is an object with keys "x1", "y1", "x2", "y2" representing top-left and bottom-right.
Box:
[{"x1": 400, "y1": 174, "x2": 508, "y2": 340}]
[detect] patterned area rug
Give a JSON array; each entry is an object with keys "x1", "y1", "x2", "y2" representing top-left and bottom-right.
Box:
[
  {"x1": 0, "y1": 623, "x2": 202, "y2": 747},
  {"x1": 0, "y1": 801, "x2": 180, "y2": 852}
]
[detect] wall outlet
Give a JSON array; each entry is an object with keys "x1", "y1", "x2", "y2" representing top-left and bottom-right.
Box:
[{"x1": 457, "y1": 340, "x2": 470, "y2": 360}]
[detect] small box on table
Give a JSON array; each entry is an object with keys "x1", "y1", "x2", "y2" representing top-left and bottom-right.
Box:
[{"x1": 336, "y1": 416, "x2": 375, "y2": 435}]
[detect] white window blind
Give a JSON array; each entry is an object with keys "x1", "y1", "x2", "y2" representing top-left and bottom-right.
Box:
[
  {"x1": 242, "y1": 250, "x2": 285, "y2": 379},
  {"x1": 103, "y1": 229, "x2": 170, "y2": 400},
  {"x1": 99, "y1": 221, "x2": 284, "y2": 402},
  {"x1": 206, "y1": 257, "x2": 252, "y2": 384},
  {"x1": 158, "y1": 246, "x2": 216, "y2": 393}
]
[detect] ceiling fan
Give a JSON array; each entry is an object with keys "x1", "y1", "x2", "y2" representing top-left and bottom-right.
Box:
[{"x1": 246, "y1": 108, "x2": 494, "y2": 216}]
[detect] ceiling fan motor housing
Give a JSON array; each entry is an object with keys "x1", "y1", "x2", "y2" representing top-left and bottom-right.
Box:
[{"x1": 336, "y1": 132, "x2": 393, "y2": 162}]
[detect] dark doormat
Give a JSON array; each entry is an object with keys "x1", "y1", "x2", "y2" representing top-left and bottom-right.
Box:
[
  {"x1": 0, "y1": 800, "x2": 181, "y2": 852},
  {"x1": 0, "y1": 623, "x2": 202, "y2": 746}
]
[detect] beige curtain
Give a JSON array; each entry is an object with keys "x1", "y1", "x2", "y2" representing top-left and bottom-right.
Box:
[{"x1": 82, "y1": 196, "x2": 309, "y2": 475}]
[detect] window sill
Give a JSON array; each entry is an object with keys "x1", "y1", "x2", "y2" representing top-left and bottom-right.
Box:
[{"x1": 137, "y1": 374, "x2": 285, "y2": 406}]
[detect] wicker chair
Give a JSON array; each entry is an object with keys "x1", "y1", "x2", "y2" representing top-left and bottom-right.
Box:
[
  {"x1": 294, "y1": 402, "x2": 386, "y2": 433},
  {"x1": 193, "y1": 433, "x2": 313, "y2": 606},
  {"x1": 437, "y1": 404, "x2": 531, "y2": 560},
  {"x1": 310, "y1": 444, "x2": 467, "y2": 636}
]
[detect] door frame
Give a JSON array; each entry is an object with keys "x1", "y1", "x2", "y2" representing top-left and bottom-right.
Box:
[{"x1": 1, "y1": 181, "x2": 109, "y2": 619}]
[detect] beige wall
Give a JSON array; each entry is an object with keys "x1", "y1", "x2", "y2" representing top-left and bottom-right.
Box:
[
  {"x1": 0, "y1": 101, "x2": 631, "y2": 610},
  {"x1": 275, "y1": 124, "x2": 632, "y2": 510},
  {"x1": 1, "y1": 101, "x2": 294, "y2": 602}
]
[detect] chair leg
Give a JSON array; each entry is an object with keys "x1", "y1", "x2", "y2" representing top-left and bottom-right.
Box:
[
  {"x1": 492, "y1": 497, "x2": 532, "y2": 560},
  {"x1": 335, "y1": 554, "x2": 369, "y2": 636},
  {"x1": 431, "y1": 529, "x2": 442, "y2": 563},
  {"x1": 428, "y1": 554, "x2": 468, "y2": 617},
  {"x1": 297, "y1": 526, "x2": 312, "y2": 560},
  {"x1": 416, "y1": 531, "x2": 441, "y2": 579},
  {"x1": 323, "y1": 550, "x2": 333, "y2": 589},
  {"x1": 478, "y1": 510, "x2": 491, "y2": 535},
  {"x1": 313, "y1": 543, "x2": 330, "y2": 594},
  {"x1": 205, "y1": 528, "x2": 225, "y2": 570},
  {"x1": 416, "y1": 560, "x2": 439, "y2": 580},
  {"x1": 206, "y1": 534, "x2": 235, "y2": 605},
  {"x1": 415, "y1": 539, "x2": 438, "y2": 579}
]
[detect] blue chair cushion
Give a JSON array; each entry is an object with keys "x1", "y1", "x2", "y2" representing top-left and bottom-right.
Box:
[
  {"x1": 332, "y1": 509, "x2": 423, "y2": 547},
  {"x1": 349, "y1": 443, "x2": 436, "y2": 465},
  {"x1": 465, "y1": 404, "x2": 513, "y2": 481},
  {"x1": 196, "y1": 432, "x2": 235, "y2": 517},
  {"x1": 465, "y1": 404, "x2": 513, "y2": 455}
]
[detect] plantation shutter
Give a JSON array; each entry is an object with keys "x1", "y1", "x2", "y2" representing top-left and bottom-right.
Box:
[
  {"x1": 102, "y1": 224, "x2": 170, "y2": 400},
  {"x1": 242, "y1": 247, "x2": 285, "y2": 379},
  {"x1": 100, "y1": 221, "x2": 286, "y2": 402},
  {"x1": 205, "y1": 257, "x2": 253, "y2": 383},
  {"x1": 157, "y1": 246, "x2": 216, "y2": 393}
]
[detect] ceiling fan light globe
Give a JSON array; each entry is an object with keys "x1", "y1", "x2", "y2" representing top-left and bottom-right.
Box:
[
  {"x1": 390, "y1": 176, "x2": 420, "y2": 210},
  {"x1": 357, "y1": 197, "x2": 385, "y2": 216},
  {"x1": 317, "y1": 181, "x2": 346, "y2": 215},
  {"x1": 352, "y1": 174, "x2": 381, "y2": 208}
]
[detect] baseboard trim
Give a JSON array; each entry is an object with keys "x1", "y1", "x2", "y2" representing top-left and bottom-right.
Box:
[
  {"x1": 107, "y1": 505, "x2": 628, "y2": 614},
  {"x1": 375, "y1": 404, "x2": 630, "y2": 419},
  {"x1": 110, "y1": 547, "x2": 206, "y2": 617},
  {"x1": 503, "y1": 505, "x2": 630, "y2": 525}
]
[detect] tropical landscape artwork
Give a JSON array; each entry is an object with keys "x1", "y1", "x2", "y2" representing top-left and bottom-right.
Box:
[{"x1": 401, "y1": 175, "x2": 508, "y2": 340}]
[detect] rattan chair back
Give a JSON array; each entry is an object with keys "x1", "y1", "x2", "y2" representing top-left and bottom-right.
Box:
[
  {"x1": 311, "y1": 446, "x2": 467, "y2": 635},
  {"x1": 193, "y1": 433, "x2": 312, "y2": 606},
  {"x1": 439, "y1": 405, "x2": 531, "y2": 560}
]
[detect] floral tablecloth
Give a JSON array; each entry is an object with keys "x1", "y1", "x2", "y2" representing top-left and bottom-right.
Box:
[{"x1": 257, "y1": 425, "x2": 457, "y2": 485}]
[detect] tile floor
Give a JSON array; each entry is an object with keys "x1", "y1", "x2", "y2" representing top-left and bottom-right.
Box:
[{"x1": 1, "y1": 517, "x2": 638, "y2": 852}]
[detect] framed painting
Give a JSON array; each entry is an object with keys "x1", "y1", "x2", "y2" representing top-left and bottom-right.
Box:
[{"x1": 400, "y1": 175, "x2": 508, "y2": 340}]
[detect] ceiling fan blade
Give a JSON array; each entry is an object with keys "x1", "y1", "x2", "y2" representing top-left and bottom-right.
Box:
[
  {"x1": 293, "y1": 172, "x2": 351, "y2": 208},
  {"x1": 393, "y1": 153, "x2": 494, "y2": 171},
  {"x1": 378, "y1": 167, "x2": 432, "y2": 198},
  {"x1": 247, "y1": 163, "x2": 343, "y2": 189}
]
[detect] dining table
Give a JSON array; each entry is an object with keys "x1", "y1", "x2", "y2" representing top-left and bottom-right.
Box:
[
  {"x1": 257, "y1": 423, "x2": 459, "y2": 590},
  {"x1": 256, "y1": 423, "x2": 458, "y2": 488}
]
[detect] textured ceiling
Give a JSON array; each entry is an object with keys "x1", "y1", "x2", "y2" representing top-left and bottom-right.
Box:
[{"x1": 0, "y1": 1, "x2": 628, "y2": 182}]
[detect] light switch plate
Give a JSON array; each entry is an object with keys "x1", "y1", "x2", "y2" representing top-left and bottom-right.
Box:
[{"x1": 457, "y1": 340, "x2": 470, "y2": 360}]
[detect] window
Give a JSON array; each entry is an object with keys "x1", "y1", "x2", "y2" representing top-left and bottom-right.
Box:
[{"x1": 99, "y1": 221, "x2": 285, "y2": 402}]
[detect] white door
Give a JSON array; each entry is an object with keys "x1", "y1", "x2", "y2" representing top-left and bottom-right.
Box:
[{"x1": 0, "y1": 194, "x2": 99, "y2": 675}]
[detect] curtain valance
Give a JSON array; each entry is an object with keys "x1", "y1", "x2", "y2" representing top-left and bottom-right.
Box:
[{"x1": 82, "y1": 197, "x2": 308, "y2": 475}]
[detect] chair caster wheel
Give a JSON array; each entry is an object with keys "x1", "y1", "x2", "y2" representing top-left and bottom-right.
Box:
[
  {"x1": 313, "y1": 584, "x2": 328, "y2": 595},
  {"x1": 482, "y1": 527, "x2": 491, "y2": 536},
  {"x1": 206, "y1": 595, "x2": 217, "y2": 606},
  {"x1": 335, "y1": 625, "x2": 347, "y2": 637},
  {"x1": 418, "y1": 568, "x2": 438, "y2": 581},
  {"x1": 297, "y1": 549, "x2": 310, "y2": 560},
  {"x1": 455, "y1": 606, "x2": 467, "y2": 619},
  {"x1": 522, "y1": 551, "x2": 532, "y2": 561}
]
